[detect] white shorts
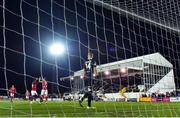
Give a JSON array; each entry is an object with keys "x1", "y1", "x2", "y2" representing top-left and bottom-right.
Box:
[
  {"x1": 10, "y1": 93, "x2": 14, "y2": 97},
  {"x1": 41, "y1": 90, "x2": 48, "y2": 96},
  {"x1": 31, "y1": 90, "x2": 37, "y2": 96}
]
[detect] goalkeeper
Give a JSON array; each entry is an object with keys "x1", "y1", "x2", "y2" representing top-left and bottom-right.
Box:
[{"x1": 79, "y1": 51, "x2": 97, "y2": 109}]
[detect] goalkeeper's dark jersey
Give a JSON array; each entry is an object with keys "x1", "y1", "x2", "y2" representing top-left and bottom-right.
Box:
[{"x1": 84, "y1": 59, "x2": 96, "y2": 87}]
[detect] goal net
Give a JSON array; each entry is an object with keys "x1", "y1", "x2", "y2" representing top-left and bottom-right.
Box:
[{"x1": 0, "y1": 0, "x2": 180, "y2": 117}]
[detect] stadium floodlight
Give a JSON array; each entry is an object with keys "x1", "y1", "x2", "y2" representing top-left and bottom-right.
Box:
[
  {"x1": 104, "y1": 70, "x2": 110, "y2": 75},
  {"x1": 80, "y1": 75, "x2": 84, "y2": 79},
  {"x1": 49, "y1": 42, "x2": 65, "y2": 56},
  {"x1": 70, "y1": 76, "x2": 74, "y2": 80},
  {"x1": 120, "y1": 67, "x2": 127, "y2": 73}
]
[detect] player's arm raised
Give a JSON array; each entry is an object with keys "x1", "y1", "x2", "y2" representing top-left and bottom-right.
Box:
[
  {"x1": 93, "y1": 61, "x2": 98, "y2": 77},
  {"x1": 38, "y1": 77, "x2": 43, "y2": 83},
  {"x1": 94, "y1": 67, "x2": 97, "y2": 77}
]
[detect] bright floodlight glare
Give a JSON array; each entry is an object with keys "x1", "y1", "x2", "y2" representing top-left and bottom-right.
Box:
[
  {"x1": 70, "y1": 76, "x2": 74, "y2": 80},
  {"x1": 104, "y1": 70, "x2": 110, "y2": 75},
  {"x1": 80, "y1": 75, "x2": 84, "y2": 79},
  {"x1": 120, "y1": 68, "x2": 127, "y2": 73},
  {"x1": 50, "y1": 43, "x2": 65, "y2": 56}
]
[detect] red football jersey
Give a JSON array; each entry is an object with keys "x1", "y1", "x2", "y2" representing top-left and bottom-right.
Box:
[
  {"x1": 42, "y1": 80, "x2": 47, "y2": 90},
  {"x1": 9, "y1": 87, "x2": 16, "y2": 94},
  {"x1": 31, "y1": 83, "x2": 37, "y2": 91}
]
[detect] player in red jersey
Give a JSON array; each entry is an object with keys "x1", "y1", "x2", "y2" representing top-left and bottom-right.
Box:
[
  {"x1": 39, "y1": 77, "x2": 48, "y2": 103},
  {"x1": 9, "y1": 85, "x2": 16, "y2": 102},
  {"x1": 30, "y1": 79, "x2": 38, "y2": 103},
  {"x1": 25, "y1": 90, "x2": 30, "y2": 100}
]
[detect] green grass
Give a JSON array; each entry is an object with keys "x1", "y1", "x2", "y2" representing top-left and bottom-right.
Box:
[{"x1": 0, "y1": 100, "x2": 180, "y2": 117}]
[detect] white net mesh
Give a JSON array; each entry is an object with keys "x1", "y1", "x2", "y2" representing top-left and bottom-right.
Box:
[{"x1": 0, "y1": 0, "x2": 180, "y2": 117}]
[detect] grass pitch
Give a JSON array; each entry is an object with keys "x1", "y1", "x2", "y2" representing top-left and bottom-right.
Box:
[{"x1": 0, "y1": 100, "x2": 180, "y2": 117}]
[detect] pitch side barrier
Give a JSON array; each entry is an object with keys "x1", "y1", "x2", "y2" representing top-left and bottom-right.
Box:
[
  {"x1": 116, "y1": 97, "x2": 178, "y2": 102},
  {"x1": 139, "y1": 97, "x2": 170, "y2": 102},
  {"x1": 104, "y1": 93, "x2": 180, "y2": 102},
  {"x1": 139, "y1": 97, "x2": 180, "y2": 102}
]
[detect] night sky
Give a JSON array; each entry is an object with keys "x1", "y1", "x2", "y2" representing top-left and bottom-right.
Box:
[{"x1": 0, "y1": 0, "x2": 180, "y2": 95}]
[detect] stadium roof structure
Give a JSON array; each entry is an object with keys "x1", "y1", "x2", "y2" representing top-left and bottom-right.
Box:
[
  {"x1": 74, "y1": 52, "x2": 172, "y2": 75},
  {"x1": 63, "y1": 52, "x2": 175, "y2": 94}
]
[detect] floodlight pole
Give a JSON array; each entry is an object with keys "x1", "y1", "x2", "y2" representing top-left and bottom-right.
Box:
[
  {"x1": 51, "y1": 57, "x2": 57, "y2": 94},
  {"x1": 49, "y1": 42, "x2": 65, "y2": 95}
]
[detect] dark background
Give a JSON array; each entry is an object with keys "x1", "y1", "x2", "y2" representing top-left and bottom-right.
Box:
[{"x1": 0, "y1": 0, "x2": 180, "y2": 95}]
